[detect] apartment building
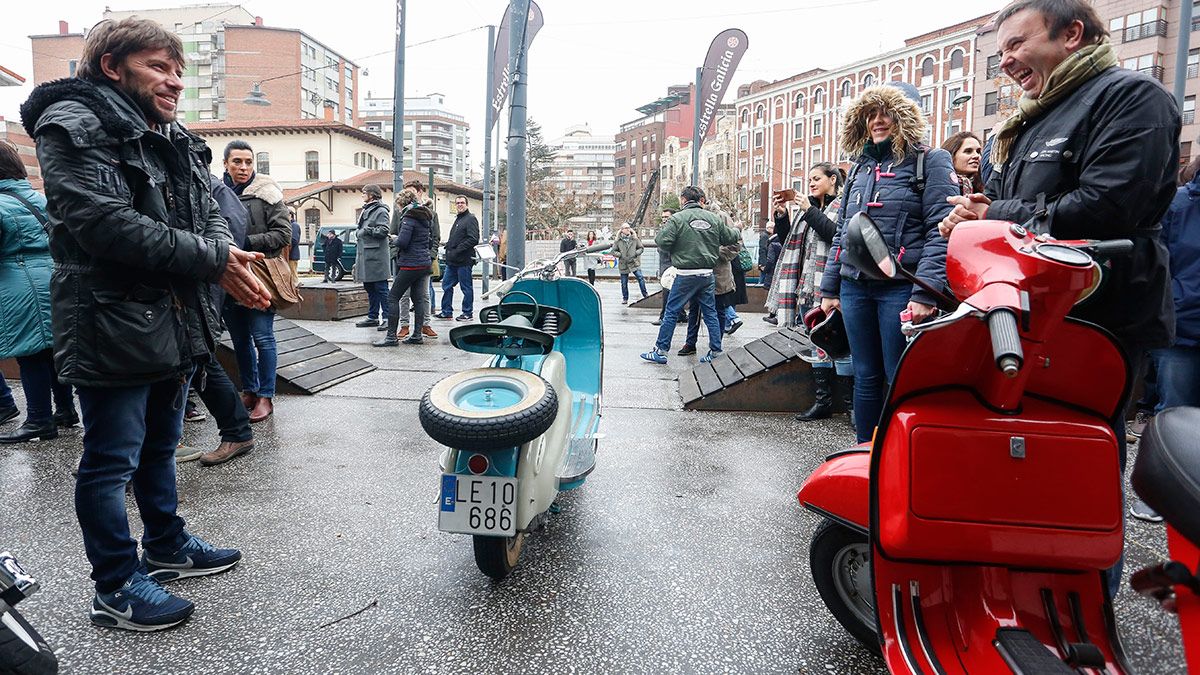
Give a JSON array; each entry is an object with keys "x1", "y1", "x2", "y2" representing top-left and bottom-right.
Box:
[
  {"x1": 613, "y1": 84, "x2": 702, "y2": 223},
  {"x1": 29, "y1": 5, "x2": 358, "y2": 125},
  {"x1": 974, "y1": 1, "x2": 1198, "y2": 165},
  {"x1": 359, "y1": 93, "x2": 471, "y2": 184},
  {"x1": 733, "y1": 13, "x2": 991, "y2": 215},
  {"x1": 546, "y1": 125, "x2": 616, "y2": 230},
  {"x1": 660, "y1": 111, "x2": 737, "y2": 220}
]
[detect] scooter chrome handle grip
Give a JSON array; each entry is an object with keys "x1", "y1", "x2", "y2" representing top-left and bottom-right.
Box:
[{"x1": 987, "y1": 309, "x2": 1023, "y2": 378}]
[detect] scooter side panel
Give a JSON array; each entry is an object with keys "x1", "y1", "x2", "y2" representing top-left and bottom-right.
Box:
[
  {"x1": 797, "y1": 449, "x2": 870, "y2": 533},
  {"x1": 514, "y1": 351, "x2": 573, "y2": 530}
]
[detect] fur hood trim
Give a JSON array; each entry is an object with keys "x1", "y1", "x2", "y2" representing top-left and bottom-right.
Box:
[
  {"x1": 20, "y1": 78, "x2": 144, "y2": 142},
  {"x1": 241, "y1": 173, "x2": 284, "y2": 205},
  {"x1": 839, "y1": 85, "x2": 928, "y2": 163}
]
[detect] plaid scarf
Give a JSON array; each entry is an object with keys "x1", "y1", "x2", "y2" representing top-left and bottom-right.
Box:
[{"x1": 766, "y1": 197, "x2": 840, "y2": 327}]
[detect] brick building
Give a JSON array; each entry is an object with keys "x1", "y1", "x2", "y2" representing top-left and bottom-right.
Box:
[
  {"x1": 973, "y1": 1, "x2": 1199, "y2": 166},
  {"x1": 733, "y1": 14, "x2": 991, "y2": 225},
  {"x1": 29, "y1": 5, "x2": 358, "y2": 125}
]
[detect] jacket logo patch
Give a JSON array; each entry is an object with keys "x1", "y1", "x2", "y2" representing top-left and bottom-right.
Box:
[
  {"x1": 689, "y1": 219, "x2": 712, "y2": 231},
  {"x1": 1045, "y1": 137, "x2": 1068, "y2": 147},
  {"x1": 94, "y1": 165, "x2": 125, "y2": 196}
]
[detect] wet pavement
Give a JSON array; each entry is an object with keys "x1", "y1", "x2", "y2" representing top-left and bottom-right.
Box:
[{"x1": 0, "y1": 279, "x2": 1184, "y2": 674}]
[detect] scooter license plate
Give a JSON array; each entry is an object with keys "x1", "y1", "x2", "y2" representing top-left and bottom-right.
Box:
[{"x1": 438, "y1": 474, "x2": 518, "y2": 537}]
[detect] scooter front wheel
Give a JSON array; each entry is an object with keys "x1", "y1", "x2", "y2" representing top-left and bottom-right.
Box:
[
  {"x1": 0, "y1": 607, "x2": 58, "y2": 675},
  {"x1": 473, "y1": 533, "x2": 525, "y2": 580},
  {"x1": 810, "y1": 519, "x2": 880, "y2": 655}
]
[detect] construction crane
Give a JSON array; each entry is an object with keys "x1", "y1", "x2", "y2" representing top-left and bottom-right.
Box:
[{"x1": 626, "y1": 167, "x2": 661, "y2": 229}]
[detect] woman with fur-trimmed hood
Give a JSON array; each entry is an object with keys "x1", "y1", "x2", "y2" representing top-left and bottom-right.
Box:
[
  {"x1": 222, "y1": 139, "x2": 292, "y2": 423},
  {"x1": 817, "y1": 82, "x2": 958, "y2": 443}
]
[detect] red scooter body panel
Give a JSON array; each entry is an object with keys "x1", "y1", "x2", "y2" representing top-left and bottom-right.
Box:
[{"x1": 797, "y1": 448, "x2": 870, "y2": 531}]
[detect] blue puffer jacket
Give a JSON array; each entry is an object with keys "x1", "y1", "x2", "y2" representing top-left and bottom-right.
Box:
[
  {"x1": 0, "y1": 178, "x2": 53, "y2": 359},
  {"x1": 820, "y1": 146, "x2": 958, "y2": 306},
  {"x1": 1160, "y1": 175, "x2": 1200, "y2": 347},
  {"x1": 393, "y1": 204, "x2": 434, "y2": 269}
]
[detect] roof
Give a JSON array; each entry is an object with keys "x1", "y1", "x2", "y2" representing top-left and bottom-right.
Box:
[
  {"x1": 280, "y1": 170, "x2": 483, "y2": 204},
  {"x1": 0, "y1": 65, "x2": 25, "y2": 87},
  {"x1": 189, "y1": 119, "x2": 391, "y2": 151}
]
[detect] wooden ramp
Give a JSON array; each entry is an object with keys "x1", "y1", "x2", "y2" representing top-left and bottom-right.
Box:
[
  {"x1": 218, "y1": 316, "x2": 375, "y2": 395},
  {"x1": 631, "y1": 285, "x2": 769, "y2": 313},
  {"x1": 679, "y1": 326, "x2": 829, "y2": 412}
]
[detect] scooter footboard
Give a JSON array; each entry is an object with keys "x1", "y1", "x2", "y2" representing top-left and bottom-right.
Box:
[
  {"x1": 875, "y1": 391, "x2": 1123, "y2": 570},
  {"x1": 874, "y1": 561, "x2": 1129, "y2": 674}
]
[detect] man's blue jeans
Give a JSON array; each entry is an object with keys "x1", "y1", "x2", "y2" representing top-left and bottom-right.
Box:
[
  {"x1": 0, "y1": 371, "x2": 15, "y2": 410},
  {"x1": 441, "y1": 264, "x2": 474, "y2": 316},
  {"x1": 16, "y1": 349, "x2": 73, "y2": 424},
  {"x1": 362, "y1": 280, "x2": 389, "y2": 321},
  {"x1": 840, "y1": 279, "x2": 912, "y2": 443},
  {"x1": 1152, "y1": 345, "x2": 1200, "y2": 409},
  {"x1": 225, "y1": 304, "x2": 278, "y2": 399},
  {"x1": 686, "y1": 296, "x2": 727, "y2": 347},
  {"x1": 76, "y1": 376, "x2": 191, "y2": 593},
  {"x1": 656, "y1": 273, "x2": 721, "y2": 354},
  {"x1": 620, "y1": 270, "x2": 649, "y2": 301}
]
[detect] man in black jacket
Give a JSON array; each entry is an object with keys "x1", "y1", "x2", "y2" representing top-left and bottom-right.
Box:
[
  {"x1": 323, "y1": 230, "x2": 344, "y2": 282},
  {"x1": 20, "y1": 17, "x2": 269, "y2": 632},
  {"x1": 560, "y1": 229, "x2": 578, "y2": 277},
  {"x1": 437, "y1": 195, "x2": 479, "y2": 321}
]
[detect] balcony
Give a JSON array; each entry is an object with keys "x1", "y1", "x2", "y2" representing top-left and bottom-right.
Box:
[
  {"x1": 1185, "y1": 110, "x2": 1196, "y2": 125},
  {"x1": 1123, "y1": 19, "x2": 1168, "y2": 43},
  {"x1": 1139, "y1": 65, "x2": 1165, "y2": 82},
  {"x1": 418, "y1": 126, "x2": 453, "y2": 140},
  {"x1": 1189, "y1": 62, "x2": 1199, "y2": 79}
]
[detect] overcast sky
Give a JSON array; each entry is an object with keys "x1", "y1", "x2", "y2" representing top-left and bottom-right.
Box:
[{"x1": 0, "y1": 0, "x2": 1003, "y2": 170}]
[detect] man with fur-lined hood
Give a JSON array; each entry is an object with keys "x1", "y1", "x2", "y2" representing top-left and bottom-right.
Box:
[{"x1": 818, "y1": 81, "x2": 959, "y2": 444}]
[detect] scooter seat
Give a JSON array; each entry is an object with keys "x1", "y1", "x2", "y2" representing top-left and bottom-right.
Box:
[
  {"x1": 449, "y1": 314, "x2": 555, "y2": 357},
  {"x1": 1132, "y1": 406, "x2": 1200, "y2": 546}
]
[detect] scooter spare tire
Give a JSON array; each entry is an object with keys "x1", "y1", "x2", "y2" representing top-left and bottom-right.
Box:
[
  {"x1": 0, "y1": 607, "x2": 58, "y2": 675},
  {"x1": 420, "y1": 368, "x2": 558, "y2": 451}
]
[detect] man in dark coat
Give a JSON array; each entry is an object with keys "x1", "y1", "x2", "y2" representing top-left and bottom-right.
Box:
[
  {"x1": 20, "y1": 17, "x2": 268, "y2": 631},
  {"x1": 354, "y1": 184, "x2": 392, "y2": 327},
  {"x1": 560, "y1": 229, "x2": 578, "y2": 277},
  {"x1": 437, "y1": 195, "x2": 479, "y2": 321},
  {"x1": 323, "y1": 230, "x2": 344, "y2": 282}
]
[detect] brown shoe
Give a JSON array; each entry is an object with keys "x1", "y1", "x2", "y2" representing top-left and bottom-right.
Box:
[
  {"x1": 240, "y1": 392, "x2": 257, "y2": 410},
  {"x1": 396, "y1": 326, "x2": 411, "y2": 339},
  {"x1": 421, "y1": 325, "x2": 438, "y2": 338},
  {"x1": 199, "y1": 439, "x2": 255, "y2": 466},
  {"x1": 249, "y1": 397, "x2": 273, "y2": 423}
]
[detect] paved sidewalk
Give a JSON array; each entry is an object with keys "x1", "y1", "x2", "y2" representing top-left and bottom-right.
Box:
[{"x1": 0, "y1": 279, "x2": 1183, "y2": 674}]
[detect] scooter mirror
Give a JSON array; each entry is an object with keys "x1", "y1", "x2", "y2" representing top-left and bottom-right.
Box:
[
  {"x1": 843, "y1": 212, "x2": 899, "y2": 280},
  {"x1": 474, "y1": 243, "x2": 497, "y2": 262}
]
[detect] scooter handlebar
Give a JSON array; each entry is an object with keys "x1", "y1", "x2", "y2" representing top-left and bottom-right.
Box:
[{"x1": 987, "y1": 309, "x2": 1023, "y2": 378}]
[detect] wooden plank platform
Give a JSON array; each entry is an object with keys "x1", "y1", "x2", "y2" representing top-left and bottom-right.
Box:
[
  {"x1": 629, "y1": 285, "x2": 768, "y2": 313},
  {"x1": 279, "y1": 282, "x2": 369, "y2": 321},
  {"x1": 218, "y1": 316, "x2": 375, "y2": 395}
]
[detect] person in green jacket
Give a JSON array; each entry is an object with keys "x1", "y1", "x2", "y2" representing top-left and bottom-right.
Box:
[
  {"x1": 609, "y1": 224, "x2": 648, "y2": 304},
  {"x1": 641, "y1": 186, "x2": 740, "y2": 364},
  {"x1": 0, "y1": 141, "x2": 77, "y2": 443}
]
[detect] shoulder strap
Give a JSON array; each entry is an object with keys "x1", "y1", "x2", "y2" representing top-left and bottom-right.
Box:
[
  {"x1": 913, "y1": 145, "x2": 929, "y2": 196},
  {"x1": 0, "y1": 187, "x2": 50, "y2": 235},
  {"x1": 837, "y1": 160, "x2": 867, "y2": 224}
]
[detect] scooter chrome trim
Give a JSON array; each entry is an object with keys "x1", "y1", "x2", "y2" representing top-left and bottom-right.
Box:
[
  {"x1": 909, "y1": 581, "x2": 948, "y2": 675},
  {"x1": 802, "y1": 504, "x2": 869, "y2": 536},
  {"x1": 891, "y1": 583, "x2": 925, "y2": 675}
]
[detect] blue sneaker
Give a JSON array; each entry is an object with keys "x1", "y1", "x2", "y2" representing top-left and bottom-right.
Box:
[
  {"x1": 699, "y1": 351, "x2": 723, "y2": 364},
  {"x1": 640, "y1": 348, "x2": 668, "y2": 364},
  {"x1": 91, "y1": 571, "x2": 194, "y2": 631},
  {"x1": 143, "y1": 533, "x2": 242, "y2": 582}
]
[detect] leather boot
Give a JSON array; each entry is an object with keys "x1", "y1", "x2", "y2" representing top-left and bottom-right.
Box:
[
  {"x1": 796, "y1": 368, "x2": 834, "y2": 421},
  {"x1": 0, "y1": 420, "x2": 59, "y2": 444},
  {"x1": 199, "y1": 439, "x2": 255, "y2": 466},
  {"x1": 373, "y1": 316, "x2": 401, "y2": 347},
  {"x1": 835, "y1": 374, "x2": 855, "y2": 429},
  {"x1": 241, "y1": 392, "x2": 257, "y2": 410},
  {"x1": 248, "y1": 397, "x2": 273, "y2": 423}
]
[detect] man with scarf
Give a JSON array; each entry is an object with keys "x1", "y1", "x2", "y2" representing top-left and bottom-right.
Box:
[{"x1": 937, "y1": 0, "x2": 1179, "y2": 597}]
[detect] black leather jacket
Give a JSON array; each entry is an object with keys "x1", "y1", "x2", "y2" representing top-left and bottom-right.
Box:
[{"x1": 21, "y1": 79, "x2": 232, "y2": 387}]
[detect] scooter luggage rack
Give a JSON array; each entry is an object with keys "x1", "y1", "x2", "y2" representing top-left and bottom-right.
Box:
[{"x1": 557, "y1": 392, "x2": 600, "y2": 485}]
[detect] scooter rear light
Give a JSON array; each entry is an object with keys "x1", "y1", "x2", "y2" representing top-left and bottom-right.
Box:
[{"x1": 467, "y1": 453, "x2": 490, "y2": 475}]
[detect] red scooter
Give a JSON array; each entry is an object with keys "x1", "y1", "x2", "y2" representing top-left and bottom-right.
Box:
[{"x1": 797, "y1": 213, "x2": 1183, "y2": 673}]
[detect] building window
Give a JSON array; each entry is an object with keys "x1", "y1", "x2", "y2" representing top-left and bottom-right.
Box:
[
  {"x1": 755, "y1": 104, "x2": 765, "y2": 122},
  {"x1": 753, "y1": 158, "x2": 763, "y2": 177},
  {"x1": 794, "y1": 92, "x2": 805, "y2": 112},
  {"x1": 812, "y1": 118, "x2": 823, "y2": 137},
  {"x1": 793, "y1": 120, "x2": 804, "y2": 139},
  {"x1": 812, "y1": 147, "x2": 823, "y2": 164},
  {"x1": 792, "y1": 149, "x2": 804, "y2": 170},
  {"x1": 986, "y1": 54, "x2": 1001, "y2": 78},
  {"x1": 256, "y1": 152, "x2": 270, "y2": 175},
  {"x1": 1115, "y1": 8, "x2": 1168, "y2": 42},
  {"x1": 920, "y1": 94, "x2": 932, "y2": 114},
  {"x1": 862, "y1": 73, "x2": 874, "y2": 88},
  {"x1": 305, "y1": 151, "x2": 319, "y2": 180},
  {"x1": 738, "y1": 158, "x2": 748, "y2": 177},
  {"x1": 740, "y1": 108, "x2": 749, "y2": 125},
  {"x1": 1182, "y1": 140, "x2": 1193, "y2": 167},
  {"x1": 68, "y1": 60, "x2": 78, "y2": 77},
  {"x1": 840, "y1": 80, "x2": 852, "y2": 99},
  {"x1": 813, "y1": 88, "x2": 825, "y2": 108},
  {"x1": 1185, "y1": 95, "x2": 1196, "y2": 124},
  {"x1": 1122, "y1": 54, "x2": 1164, "y2": 81},
  {"x1": 949, "y1": 49, "x2": 965, "y2": 72},
  {"x1": 1190, "y1": 49, "x2": 1200, "y2": 78},
  {"x1": 985, "y1": 92, "x2": 999, "y2": 116},
  {"x1": 754, "y1": 131, "x2": 764, "y2": 148},
  {"x1": 921, "y1": 58, "x2": 935, "y2": 78},
  {"x1": 739, "y1": 133, "x2": 749, "y2": 150},
  {"x1": 304, "y1": 208, "x2": 320, "y2": 239}
]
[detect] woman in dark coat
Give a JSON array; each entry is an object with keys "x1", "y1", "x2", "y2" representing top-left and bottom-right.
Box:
[{"x1": 375, "y1": 188, "x2": 434, "y2": 346}]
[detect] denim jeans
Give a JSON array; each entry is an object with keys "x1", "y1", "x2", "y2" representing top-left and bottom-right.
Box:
[
  {"x1": 724, "y1": 305, "x2": 740, "y2": 323},
  {"x1": 224, "y1": 304, "x2": 278, "y2": 399},
  {"x1": 191, "y1": 353, "x2": 252, "y2": 443},
  {"x1": 388, "y1": 268, "x2": 431, "y2": 334},
  {"x1": 441, "y1": 264, "x2": 474, "y2": 316},
  {"x1": 1152, "y1": 345, "x2": 1200, "y2": 409},
  {"x1": 656, "y1": 273, "x2": 721, "y2": 354},
  {"x1": 840, "y1": 278, "x2": 912, "y2": 443},
  {"x1": 563, "y1": 258, "x2": 577, "y2": 277},
  {"x1": 362, "y1": 280, "x2": 390, "y2": 321},
  {"x1": 76, "y1": 376, "x2": 191, "y2": 593},
  {"x1": 620, "y1": 269, "x2": 649, "y2": 301},
  {"x1": 686, "y1": 295, "x2": 727, "y2": 347},
  {"x1": 0, "y1": 372, "x2": 13, "y2": 410},
  {"x1": 812, "y1": 358, "x2": 854, "y2": 376},
  {"x1": 15, "y1": 348, "x2": 73, "y2": 424}
]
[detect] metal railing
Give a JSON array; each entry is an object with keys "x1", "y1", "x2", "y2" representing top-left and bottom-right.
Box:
[
  {"x1": 1139, "y1": 65, "x2": 1165, "y2": 81},
  {"x1": 1184, "y1": 110, "x2": 1196, "y2": 124},
  {"x1": 1189, "y1": 62, "x2": 1199, "y2": 79},
  {"x1": 986, "y1": 63, "x2": 1001, "y2": 79},
  {"x1": 1122, "y1": 19, "x2": 1168, "y2": 43}
]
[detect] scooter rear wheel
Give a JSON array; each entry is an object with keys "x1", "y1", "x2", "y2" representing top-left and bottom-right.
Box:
[
  {"x1": 0, "y1": 607, "x2": 58, "y2": 675},
  {"x1": 473, "y1": 533, "x2": 525, "y2": 580},
  {"x1": 810, "y1": 519, "x2": 880, "y2": 655}
]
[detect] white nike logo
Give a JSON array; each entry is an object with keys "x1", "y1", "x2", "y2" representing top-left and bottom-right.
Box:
[
  {"x1": 151, "y1": 555, "x2": 195, "y2": 569},
  {"x1": 98, "y1": 595, "x2": 134, "y2": 620}
]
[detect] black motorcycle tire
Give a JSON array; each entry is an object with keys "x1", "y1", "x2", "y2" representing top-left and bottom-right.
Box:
[
  {"x1": 420, "y1": 369, "x2": 558, "y2": 451},
  {"x1": 473, "y1": 533, "x2": 525, "y2": 581},
  {"x1": 810, "y1": 519, "x2": 882, "y2": 656},
  {"x1": 0, "y1": 608, "x2": 58, "y2": 675}
]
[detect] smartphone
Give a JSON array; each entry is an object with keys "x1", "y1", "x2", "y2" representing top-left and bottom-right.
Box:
[{"x1": 772, "y1": 188, "x2": 796, "y2": 203}]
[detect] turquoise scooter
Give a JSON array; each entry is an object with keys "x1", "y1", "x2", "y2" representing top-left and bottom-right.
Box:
[{"x1": 418, "y1": 242, "x2": 607, "y2": 579}]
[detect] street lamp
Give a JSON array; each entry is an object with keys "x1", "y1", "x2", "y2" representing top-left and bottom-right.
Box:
[
  {"x1": 242, "y1": 82, "x2": 271, "y2": 106},
  {"x1": 944, "y1": 92, "x2": 972, "y2": 141}
]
